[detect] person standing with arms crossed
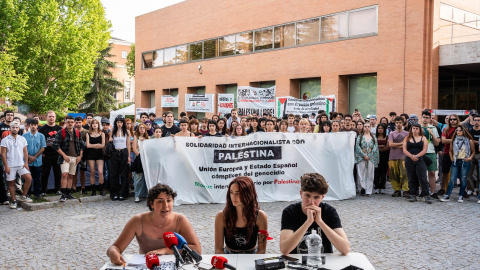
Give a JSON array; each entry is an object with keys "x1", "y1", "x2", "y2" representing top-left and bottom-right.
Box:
[
  {"x1": 38, "y1": 111, "x2": 62, "y2": 195},
  {"x1": 388, "y1": 116, "x2": 410, "y2": 197},
  {"x1": 1, "y1": 121, "x2": 33, "y2": 209}
]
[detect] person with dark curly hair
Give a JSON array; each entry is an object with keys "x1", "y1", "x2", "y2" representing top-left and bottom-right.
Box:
[
  {"x1": 106, "y1": 183, "x2": 201, "y2": 265},
  {"x1": 280, "y1": 173, "x2": 350, "y2": 256},
  {"x1": 214, "y1": 177, "x2": 268, "y2": 254}
]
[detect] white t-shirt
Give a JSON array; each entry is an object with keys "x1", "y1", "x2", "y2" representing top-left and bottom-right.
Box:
[
  {"x1": 287, "y1": 126, "x2": 296, "y2": 133},
  {"x1": 1, "y1": 135, "x2": 28, "y2": 167}
]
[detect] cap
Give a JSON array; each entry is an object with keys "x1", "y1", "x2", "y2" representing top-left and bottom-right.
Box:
[
  {"x1": 10, "y1": 121, "x2": 20, "y2": 127},
  {"x1": 101, "y1": 118, "x2": 109, "y2": 124},
  {"x1": 115, "y1": 115, "x2": 125, "y2": 121},
  {"x1": 409, "y1": 114, "x2": 419, "y2": 120},
  {"x1": 370, "y1": 115, "x2": 377, "y2": 119},
  {"x1": 469, "y1": 109, "x2": 478, "y2": 115}
]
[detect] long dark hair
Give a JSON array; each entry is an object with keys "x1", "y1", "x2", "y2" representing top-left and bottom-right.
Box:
[
  {"x1": 217, "y1": 118, "x2": 228, "y2": 134},
  {"x1": 376, "y1": 123, "x2": 388, "y2": 140},
  {"x1": 224, "y1": 176, "x2": 259, "y2": 242},
  {"x1": 405, "y1": 123, "x2": 424, "y2": 142},
  {"x1": 113, "y1": 116, "x2": 127, "y2": 138},
  {"x1": 319, "y1": 120, "x2": 332, "y2": 133}
]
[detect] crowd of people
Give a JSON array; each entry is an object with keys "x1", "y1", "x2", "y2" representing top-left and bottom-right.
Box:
[{"x1": 1, "y1": 107, "x2": 480, "y2": 210}]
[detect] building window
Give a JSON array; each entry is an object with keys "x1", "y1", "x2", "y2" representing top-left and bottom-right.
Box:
[
  {"x1": 142, "y1": 52, "x2": 153, "y2": 68},
  {"x1": 204, "y1": 39, "x2": 218, "y2": 59},
  {"x1": 190, "y1": 42, "x2": 203, "y2": 61},
  {"x1": 440, "y1": 3, "x2": 480, "y2": 29},
  {"x1": 153, "y1": 50, "x2": 164, "y2": 67},
  {"x1": 164, "y1": 47, "x2": 176, "y2": 65},
  {"x1": 196, "y1": 87, "x2": 206, "y2": 119},
  {"x1": 274, "y1": 23, "x2": 296, "y2": 48},
  {"x1": 150, "y1": 92, "x2": 155, "y2": 108},
  {"x1": 124, "y1": 80, "x2": 131, "y2": 100},
  {"x1": 348, "y1": 75, "x2": 377, "y2": 115},
  {"x1": 141, "y1": 5, "x2": 378, "y2": 68},
  {"x1": 348, "y1": 8, "x2": 377, "y2": 36},
  {"x1": 254, "y1": 28, "x2": 273, "y2": 51},
  {"x1": 219, "y1": 35, "x2": 236, "y2": 56},
  {"x1": 122, "y1": 51, "x2": 128, "y2": 58},
  {"x1": 236, "y1": 32, "x2": 253, "y2": 54},
  {"x1": 225, "y1": 84, "x2": 238, "y2": 108},
  {"x1": 321, "y1": 13, "x2": 348, "y2": 41},
  {"x1": 297, "y1": 19, "x2": 320, "y2": 45},
  {"x1": 440, "y1": 4, "x2": 453, "y2": 21},
  {"x1": 258, "y1": 81, "x2": 275, "y2": 88},
  {"x1": 300, "y1": 78, "x2": 321, "y2": 100}
]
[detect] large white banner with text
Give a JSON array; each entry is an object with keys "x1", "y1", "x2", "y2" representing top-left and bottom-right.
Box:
[
  {"x1": 237, "y1": 86, "x2": 275, "y2": 116},
  {"x1": 185, "y1": 94, "x2": 214, "y2": 112},
  {"x1": 140, "y1": 132, "x2": 356, "y2": 204},
  {"x1": 276, "y1": 95, "x2": 336, "y2": 118},
  {"x1": 161, "y1": 95, "x2": 179, "y2": 107}
]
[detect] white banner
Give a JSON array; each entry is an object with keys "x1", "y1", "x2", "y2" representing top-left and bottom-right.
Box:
[
  {"x1": 140, "y1": 133, "x2": 356, "y2": 204},
  {"x1": 161, "y1": 95, "x2": 178, "y2": 107},
  {"x1": 431, "y1": 109, "x2": 469, "y2": 116},
  {"x1": 218, "y1": 94, "x2": 235, "y2": 116},
  {"x1": 185, "y1": 94, "x2": 214, "y2": 113},
  {"x1": 136, "y1": 107, "x2": 156, "y2": 120},
  {"x1": 237, "y1": 86, "x2": 275, "y2": 116},
  {"x1": 276, "y1": 95, "x2": 336, "y2": 118}
]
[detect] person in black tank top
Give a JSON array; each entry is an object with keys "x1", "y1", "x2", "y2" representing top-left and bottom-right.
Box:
[
  {"x1": 215, "y1": 176, "x2": 268, "y2": 254},
  {"x1": 403, "y1": 123, "x2": 431, "y2": 203}
]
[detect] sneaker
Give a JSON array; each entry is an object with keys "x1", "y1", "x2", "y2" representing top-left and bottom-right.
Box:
[
  {"x1": 40, "y1": 193, "x2": 46, "y2": 197},
  {"x1": 403, "y1": 191, "x2": 410, "y2": 198},
  {"x1": 59, "y1": 194, "x2": 66, "y2": 202},
  {"x1": 10, "y1": 201, "x2": 17, "y2": 209},
  {"x1": 135, "y1": 197, "x2": 140, "y2": 203},
  {"x1": 56, "y1": 190, "x2": 62, "y2": 195},
  {"x1": 66, "y1": 194, "x2": 75, "y2": 200},
  {"x1": 440, "y1": 195, "x2": 450, "y2": 202},
  {"x1": 112, "y1": 196, "x2": 119, "y2": 201},
  {"x1": 467, "y1": 190, "x2": 473, "y2": 196},
  {"x1": 18, "y1": 196, "x2": 33, "y2": 203},
  {"x1": 458, "y1": 196, "x2": 464, "y2": 203},
  {"x1": 392, "y1": 191, "x2": 401, "y2": 197},
  {"x1": 425, "y1": 196, "x2": 433, "y2": 204},
  {"x1": 408, "y1": 195, "x2": 417, "y2": 202},
  {"x1": 379, "y1": 189, "x2": 385, "y2": 194},
  {"x1": 374, "y1": 189, "x2": 379, "y2": 194},
  {"x1": 3, "y1": 201, "x2": 9, "y2": 205},
  {"x1": 119, "y1": 196, "x2": 125, "y2": 201},
  {"x1": 431, "y1": 193, "x2": 439, "y2": 200},
  {"x1": 437, "y1": 189, "x2": 445, "y2": 196}
]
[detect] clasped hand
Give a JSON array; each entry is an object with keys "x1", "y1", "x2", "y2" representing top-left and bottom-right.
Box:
[{"x1": 305, "y1": 205, "x2": 322, "y2": 225}]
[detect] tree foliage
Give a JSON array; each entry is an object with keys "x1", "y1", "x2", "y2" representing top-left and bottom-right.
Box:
[
  {"x1": 83, "y1": 44, "x2": 124, "y2": 114},
  {"x1": 4, "y1": 0, "x2": 111, "y2": 114},
  {"x1": 126, "y1": 43, "x2": 135, "y2": 78}
]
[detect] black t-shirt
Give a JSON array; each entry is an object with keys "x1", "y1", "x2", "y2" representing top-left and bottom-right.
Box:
[
  {"x1": 204, "y1": 132, "x2": 222, "y2": 137},
  {"x1": 39, "y1": 124, "x2": 62, "y2": 154},
  {"x1": 161, "y1": 124, "x2": 181, "y2": 137},
  {"x1": 469, "y1": 127, "x2": 480, "y2": 154},
  {"x1": 246, "y1": 128, "x2": 265, "y2": 135},
  {"x1": 281, "y1": 202, "x2": 342, "y2": 254},
  {"x1": 0, "y1": 123, "x2": 11, "y2": 140}
]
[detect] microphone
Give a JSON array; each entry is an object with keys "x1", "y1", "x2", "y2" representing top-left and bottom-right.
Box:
[
  {"x1": 146, "y1": 254, "x2": 160, "y2": 270},
  {"x1": 211, "y1": 256, "x2": 236, "y2": 270},
  {"x1": 173, "y1": 232, "x2": 202, "y2": 263},
  {"x1": 163, "y1": 231, "x2": 185, "y2": 264}
]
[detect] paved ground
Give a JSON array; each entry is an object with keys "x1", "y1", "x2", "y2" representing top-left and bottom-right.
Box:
[{"x1": 1, "y1": 183, "x2": 479, "y2": 270}]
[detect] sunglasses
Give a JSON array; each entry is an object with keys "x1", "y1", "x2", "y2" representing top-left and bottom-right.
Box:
[{"x1": 450, "y1": 118, "x2": 457, "y2": 121}]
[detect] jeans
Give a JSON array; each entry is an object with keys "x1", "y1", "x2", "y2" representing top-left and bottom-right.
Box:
[
  {"x1": 103, "y1": 159, "x2": 110, "y2": 190},
  {"x1": 109, "y1": 149, "x2": 129, "y2": 198},
  {"x1": 133, "y1": 172, "x2": 148, "y2": 198},
  {"x1": 446, "y1": 159, "x2": 470, "y2": 197},
  {"x1": 28, "y1": 166, "x2": 42, "y2": 197}
]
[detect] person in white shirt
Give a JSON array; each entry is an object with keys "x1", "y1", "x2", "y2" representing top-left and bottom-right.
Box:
[{"x1": 1, "y1": 121, "x2": 33, "y2": 209}]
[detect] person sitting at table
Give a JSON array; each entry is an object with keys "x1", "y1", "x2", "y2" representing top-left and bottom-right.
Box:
[
  {"x1": 280, "y1": 173, "x2": 350, "y2": 255},
  {"x1": 106, "y1": 184, "x2": 202, "y2": 265},
  {"x1": 215, "y1": 176, "x2": 268, "y2": 254}
]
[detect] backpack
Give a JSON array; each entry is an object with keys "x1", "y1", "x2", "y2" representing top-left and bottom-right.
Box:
[{"x1": 61, "y1": 128, "x2": 80, "y2": 140}]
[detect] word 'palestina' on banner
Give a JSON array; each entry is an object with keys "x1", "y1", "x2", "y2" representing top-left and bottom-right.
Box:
[{"x1": 139, "y1": 132, "x2": 356, "y2": 204}]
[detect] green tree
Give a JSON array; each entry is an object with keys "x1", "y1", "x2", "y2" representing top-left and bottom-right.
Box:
[
  {"x1": 83, "y1": 44, "x2": 124, "y2": 114},
  {"x1": 126, "y1": 43, "x2": 135, "y2": 78},
  {"x1": 6, "y1": 0, "x2": 111, "y2": 114}
]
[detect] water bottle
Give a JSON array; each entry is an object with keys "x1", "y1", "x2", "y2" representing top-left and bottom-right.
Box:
[{"x1": 306, "y1": 229, "x2": 322, "y2": 266}]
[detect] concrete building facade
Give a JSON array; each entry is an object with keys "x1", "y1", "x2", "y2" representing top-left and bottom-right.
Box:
[{"x1": 135, "y1": 0, "x2": 480, "y2": 118}]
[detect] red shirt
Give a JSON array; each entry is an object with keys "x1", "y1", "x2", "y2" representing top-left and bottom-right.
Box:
[{"x1": 442, "y1": 127, "x2": 456, "y2": 155}]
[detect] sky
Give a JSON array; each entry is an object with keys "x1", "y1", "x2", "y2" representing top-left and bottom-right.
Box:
[{"x1": 101, "y1": 0, "x2": 184, "y2": 43}]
